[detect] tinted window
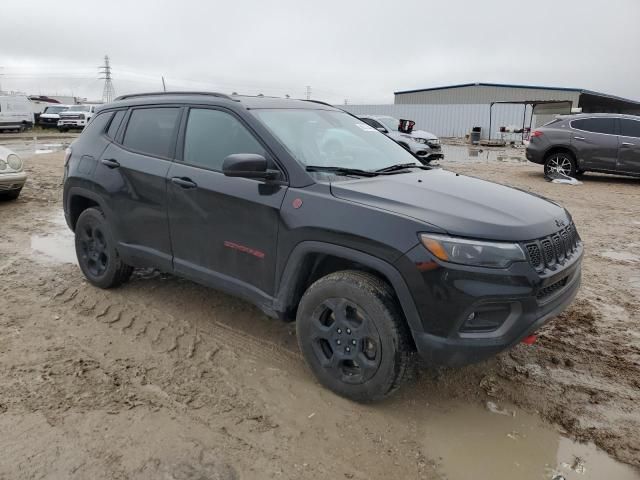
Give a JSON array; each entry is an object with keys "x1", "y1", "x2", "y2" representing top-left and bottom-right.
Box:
[
  {"x1": 183, "y1": 109, "x2": 266, "y2": 170},
  {"x1": 361, "y1": 118, "x2": 385, "y2": 130},
  {"x1": 106, "y1": 110, "x2": 126, "y2": 139},
  {"x1": 571, "y1": 118, "x2": 616, "y2": 135},
  {"x1": 123, "y1": 108, "x2": 180, "y2": 158},
  {"x1": 620, "y1": 119, "x2": 640, "y2": 138},
  {"x1": 82, "y1": 112, "x2": 113, "y2": 136}
]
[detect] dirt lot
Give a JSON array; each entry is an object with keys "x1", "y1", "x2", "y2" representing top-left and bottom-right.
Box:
[{"x1": 0, "y1": 147, "x2": 639, "y2": 479}]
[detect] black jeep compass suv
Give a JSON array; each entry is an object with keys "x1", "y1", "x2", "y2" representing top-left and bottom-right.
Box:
[{"x1": 63, "y1": 92, "x2": 583, "y2": 401}]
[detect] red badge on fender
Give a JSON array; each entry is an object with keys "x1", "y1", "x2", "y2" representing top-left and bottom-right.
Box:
[{"x1": 292, "y1": 198, "x2": 303, "y2": 209}]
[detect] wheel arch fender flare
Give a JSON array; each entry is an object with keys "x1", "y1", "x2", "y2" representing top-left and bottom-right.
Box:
[
  {"x1": 65, "y1": 186, "x2": 110, "y2": 230},
  {"x1": 274, "y1": 241, "x2": 423, "y2": 334}
]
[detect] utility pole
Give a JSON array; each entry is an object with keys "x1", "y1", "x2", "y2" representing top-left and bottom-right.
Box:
[
  {"x1": 99, "y1": 55, "x2": 115, "y2": 103},
  {"x1": 305, "y1": 85, "x2": 311, "y2": 100},
  {"x1": 162, "y1": 76, "x2": 167, "y2": 92}
]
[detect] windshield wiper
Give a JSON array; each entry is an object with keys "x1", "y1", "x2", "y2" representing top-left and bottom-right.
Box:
[
  {"x1": 305, "y1": 166, "x2": 379, "y2": 177},
  {"x1": 374, "y1": 163, "x2": 427, "y2": 173}
]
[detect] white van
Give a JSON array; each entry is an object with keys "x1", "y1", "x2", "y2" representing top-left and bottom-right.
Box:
[{"x1": 0, "y1": 95, "x2": 35, "y2": 132}]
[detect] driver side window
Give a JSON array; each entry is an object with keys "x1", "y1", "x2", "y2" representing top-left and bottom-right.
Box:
[{"x1": 183, "y1": 108, "x2": 267, "y2": 171}]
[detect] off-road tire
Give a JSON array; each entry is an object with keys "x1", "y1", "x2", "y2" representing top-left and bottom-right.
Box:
[
  {"x1": 296, "y1": 270, "x2": 414, "y2": 402},
  {"x1": 75, "y1": 207, "x2": 133, "y2": 289}
]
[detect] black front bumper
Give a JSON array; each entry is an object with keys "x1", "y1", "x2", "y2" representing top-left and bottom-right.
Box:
[{"x1": 397, "y1": 241, "x2": 583, "y2": 367}]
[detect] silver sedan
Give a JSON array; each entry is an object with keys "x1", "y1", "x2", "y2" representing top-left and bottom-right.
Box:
[{"x1": 0, "y1": 146, "x2": 27, "y2": 200}]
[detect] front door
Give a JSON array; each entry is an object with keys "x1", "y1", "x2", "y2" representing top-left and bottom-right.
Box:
[
  {"x1": 166, "y1": 107, "x2": 287, "y2": 302},
  {"x1": 570, "y1": 117, "x2": 619, "y2": 171},
  {"x1": 618, "y1": 118, "x2": 640, "y2": 174}
]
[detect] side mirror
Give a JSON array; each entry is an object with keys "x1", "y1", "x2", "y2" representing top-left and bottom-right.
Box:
[
  {"x1": 222, "y1": 153, "x2": 278, "y2": 180},
  {"x1": 376, "y1": 126, "x2": 388, "y2": 133}
]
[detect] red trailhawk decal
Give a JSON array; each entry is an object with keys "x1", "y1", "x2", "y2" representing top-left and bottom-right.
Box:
[{"x1": 223, "y1": 241, "x2": 265, "y2": 259}]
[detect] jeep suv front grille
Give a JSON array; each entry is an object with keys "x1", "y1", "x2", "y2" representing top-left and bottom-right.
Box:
[{"x1": 524, "y1": 223, "x2": 580, "y2": 271}]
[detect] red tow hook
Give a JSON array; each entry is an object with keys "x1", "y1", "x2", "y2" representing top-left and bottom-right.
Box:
[{"x1": 521, "y1": 335, "x2": 537, "y2": 345}]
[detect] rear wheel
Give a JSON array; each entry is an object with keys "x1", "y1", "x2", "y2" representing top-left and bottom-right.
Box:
[
  {"x1": 75, "y1": 208, "x2": 133, "y2": 289},
  {"x1": 296, "y1": 270, "x2": 414, "y2": 402},
  {"x1": 544, "y1": 152, "x2": 577, "y2": 177}
]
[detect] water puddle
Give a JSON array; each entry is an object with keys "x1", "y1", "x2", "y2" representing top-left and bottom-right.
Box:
[
  {"x1": 600, "y1": 251, "x2": 639, "y2": 263},
  {"x1": 0, "y1": 138, "x2": 71, "y2": 157},
  {"x1": 30, "y1": 213, "x2": 76, "y2": 264},
  {"x1": 408, "y1": 398, "x2": 639, "y2": 480},
  {"x1": 440, "y1": 144, "x2": 528, "y2": 164}
]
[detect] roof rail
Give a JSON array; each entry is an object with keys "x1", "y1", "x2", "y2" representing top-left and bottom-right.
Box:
[
  {"x1": 304, "y1": 99, "x2": 335, "y2": 108},
  {"x1": 114, "y1": 91, "x2": 239, "y2": 102}
]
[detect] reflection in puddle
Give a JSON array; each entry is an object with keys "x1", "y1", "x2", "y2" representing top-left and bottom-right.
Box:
[
  {"x1": 408, "y1": 399, "x2": 639, "y2": 480},
  {"x1": 441, "y1": 144, "x2": 528, "y2": 164},
  {"x1": 30, "y1": 213, "x2": 76, "y2": 264}
]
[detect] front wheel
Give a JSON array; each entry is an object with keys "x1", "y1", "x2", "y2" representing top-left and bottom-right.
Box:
[
  {"x1": 544, "y1": 152, "x2": 577, "y2": 177},
  {"x1": 296, "y1": 270, "x2": 414, "y2": 402},
  {"x1": 75, "y1": 208, "x2": 133, "y2": 289}
]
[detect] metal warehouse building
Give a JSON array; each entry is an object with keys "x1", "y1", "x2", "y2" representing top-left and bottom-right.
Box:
[
  {"x1": 343, "y1": 82, "x2": 640, "y2": 140},
  {"x1": 393, "y1": 82, "x2": 640, "y2": 114}
]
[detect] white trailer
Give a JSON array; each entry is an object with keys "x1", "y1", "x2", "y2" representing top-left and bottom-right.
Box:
[{"x1": 0, "y1": 95, "x2": 35, "y2": 132}]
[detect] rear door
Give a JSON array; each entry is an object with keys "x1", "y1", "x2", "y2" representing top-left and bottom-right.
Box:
[
  {"x1": 570, "y1": 117, "x2": 618, "y2": 171},
  {"x1": 96, "y1": 106, "x2": 182, "y2": 271},
  {"x1": 166, "y1": 107, "x2": 287, "y2": 301},
  {"x1": 618, "y1": 118, "x2": 640, "y2": 174}
]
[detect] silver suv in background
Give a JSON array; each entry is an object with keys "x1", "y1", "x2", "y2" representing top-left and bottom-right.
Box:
[
  {"x1": 526, "y1": 113, "x2": 640, "y2": 178},
  {"x1": 358, "y1": 115, "x2": 443, "y2": 163}
]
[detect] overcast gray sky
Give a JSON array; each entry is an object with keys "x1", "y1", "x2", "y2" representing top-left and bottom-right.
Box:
[{"x1": 1, "y1": 0, "x2": 638, "y2": 104}]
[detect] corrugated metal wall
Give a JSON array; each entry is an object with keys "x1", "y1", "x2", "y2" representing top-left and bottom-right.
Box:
[
  {"x1": 342, "y1": 103, "x2": 538, "y2": 139},
  {"x1": 394, "y1": 84, "x2": 581, "y2": 106}
]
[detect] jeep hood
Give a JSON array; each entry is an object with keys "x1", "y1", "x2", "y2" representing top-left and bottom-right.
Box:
[
  {"x1": 330, "y1": 169, "x2": 569, "y2": 241},
  {"x1": 410, "y1": 129, "x2": 438, "y2": 140}
]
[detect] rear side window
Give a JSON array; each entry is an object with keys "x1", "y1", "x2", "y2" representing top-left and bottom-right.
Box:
[
  {"x1": 106, "y1": 110, "x2": 126, "y2": 139},
  {"x1": 361, "y1": 118, "x2": 384, "y2": 130},
  {"x1": 183, "y1": 108, "x2": 266, "y2": 171},
  {"x1": 620, "y1": 119, "x2": 640, "y2": 138},
  {"x1": 122, "y1": 108, "x2": 180, "y2": 158},
  {"x1": 571, "y1": 118, "x2": 616, "y2": 135},
  {"x1": 82, "y1": 111, "x2": 113, "y2": 136}
]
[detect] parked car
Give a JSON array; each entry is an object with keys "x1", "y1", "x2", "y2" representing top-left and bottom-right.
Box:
[
  {"x1": 526, "y1": 113, "x2": 640, "y2": 177},
  {"x1": 0, "y1": 95, "x2": 35, "y2": 133},
  {"x1": 38, "y1": 105, "x2": 71, "y2": 129},
  {"x1": 358, "y1": 114, "x2": 443, "y2": 163},
  {"x1": 63, "y1": 92, "x2": 582, "y2": 402},
  {"x1": 58, "y1": 104, "x2": 98, "y2": 132},
  {"x1": 0, "y1": 146, "x2": 26, "y2": 200}
]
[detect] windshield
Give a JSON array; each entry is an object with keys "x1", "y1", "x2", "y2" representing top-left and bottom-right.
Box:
[
  {"x1": 376, "y1": 116, "x2": 400, "y2": 132},
  {"x1": 67, "y1": 105, "x2": 90, "y2": 112},
  {"x1": 253, "y1": 109, "x2": 420, "y2": 171},
  {"x1": 43, "y1": 106, "x2": 68, "y2": 114}
]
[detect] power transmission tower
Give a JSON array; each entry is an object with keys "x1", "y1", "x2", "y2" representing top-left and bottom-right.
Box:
[
  {"x1": 305, "y1": 85, "x2": 311, "y2": 100},
  {"x1": 99, "y1": 55, "x2": 115, "y2": 103}
]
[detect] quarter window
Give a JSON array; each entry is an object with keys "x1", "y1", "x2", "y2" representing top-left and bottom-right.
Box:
[
  {"x1": 571, "y1": 118, "x2": 616, "y2": 135},
  {"x1": 620, "y1": 119, "x2": 640, "y2": 138},
  {"x1": 82, "y1": 111, "x2": 113, "y2": 136},
  {"x1": 106, "y1": 110, "x2": 126, "y2": 139},
  {"x1": 361, "y1": 118, "x2": 385, "y2": 130},
  {"x1": 122, "y1": 108, "x2": 180, "y2": 158},
  {"x1": 183, "y1": 109, "x2": 266, "y2": 171}
]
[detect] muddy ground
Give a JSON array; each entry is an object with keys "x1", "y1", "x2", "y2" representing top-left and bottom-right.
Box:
[{"x1": 0, "y1": 147, "x2": 638, "y2": 479}]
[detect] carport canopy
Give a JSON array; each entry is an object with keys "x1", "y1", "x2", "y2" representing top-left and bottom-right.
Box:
[{"x1": 488, "y1": 100, "x2": 573, "y2": 142}]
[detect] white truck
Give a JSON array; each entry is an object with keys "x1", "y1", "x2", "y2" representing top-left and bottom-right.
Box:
[
  {"x1": 57, "y1": 104, "x2": 98, "y2": 131},
  {"x1": 0, "y1": 95, "x2": 35, "y2": 132}
]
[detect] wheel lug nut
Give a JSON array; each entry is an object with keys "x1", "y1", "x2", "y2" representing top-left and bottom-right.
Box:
[
  {"x1": 346, "y1": 328, "x2": 351, "y2": 334},
  {"x1": 337, "y1": 328, "x2": 342, "y2": 334},
  {"x1": 346, "y1": 347, "x2": 351, "y2": 352},
  {"x1": 352, "y1": 340, "x2": 356, "y2": 345},
  {"x1": 336, "y1": 340, "x2": 341, "y2": 345}
]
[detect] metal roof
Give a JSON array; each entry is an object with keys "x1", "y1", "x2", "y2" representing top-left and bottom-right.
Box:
[{"x1": 394, "y1": 82, "x2": 640, "y2": 105}]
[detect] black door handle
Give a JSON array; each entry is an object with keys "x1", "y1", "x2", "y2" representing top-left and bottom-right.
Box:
[
  {"x1": 101, "y1": 158, "x2": 120, "y2": 169},
  {"x1": 171, "y1": 177, "x2": 197, "y2": 189}
]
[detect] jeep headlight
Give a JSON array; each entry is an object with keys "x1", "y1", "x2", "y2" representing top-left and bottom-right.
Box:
[
  {"x1": 413, "y1": 137, "x2": 427, "y2": 144},
  {"x1": 7, "y1": 154, "x2": 23, "y2": 171},
  {"x1": 420, "y1": 234, "x2": 526, "y2": 268}
]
